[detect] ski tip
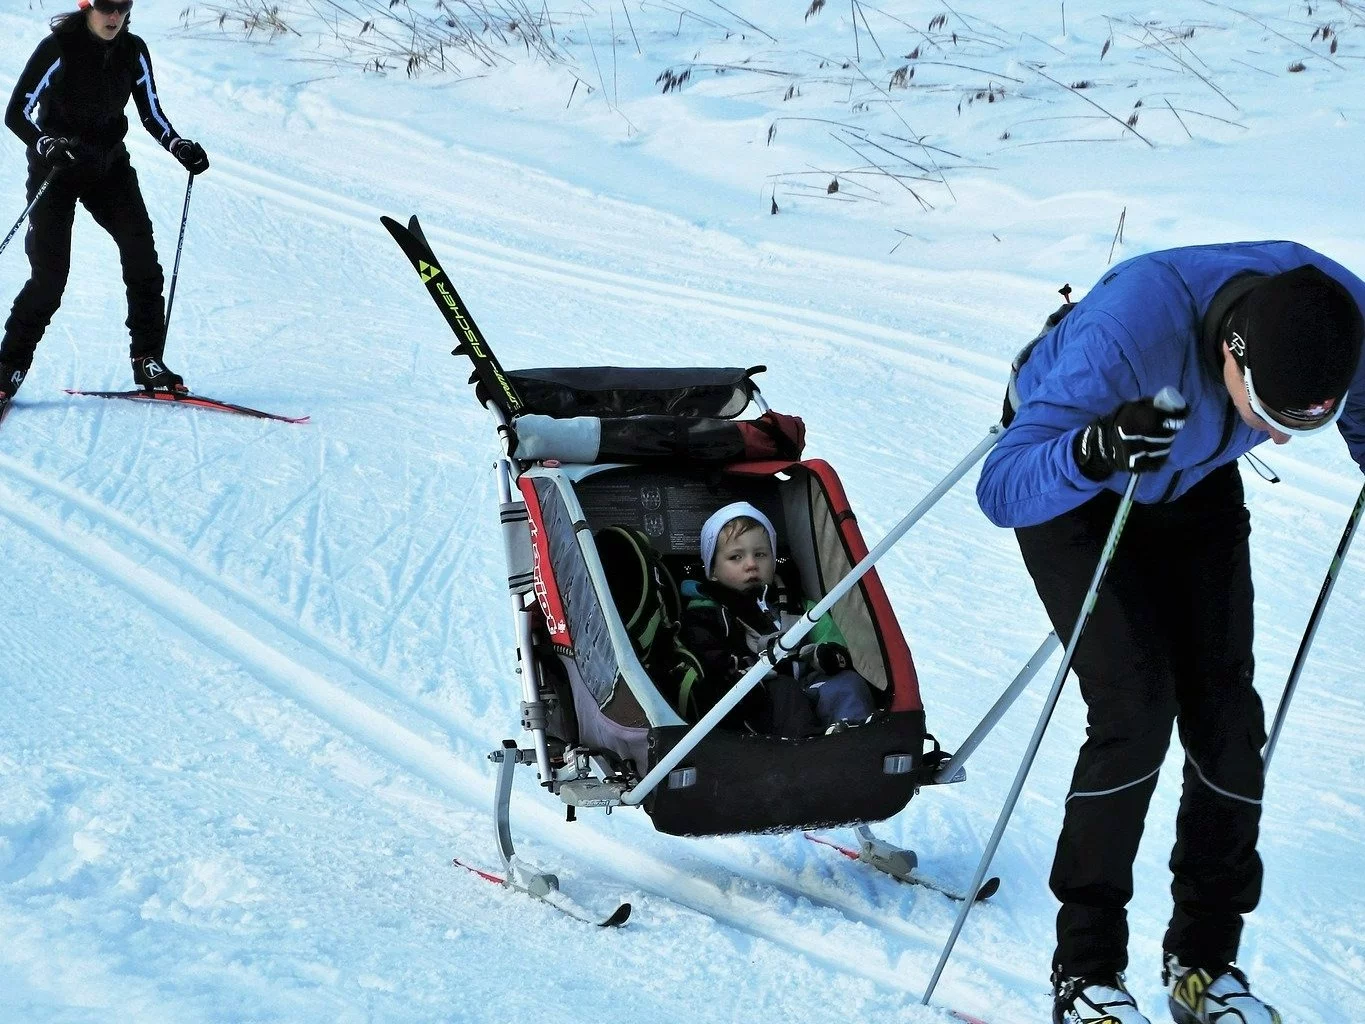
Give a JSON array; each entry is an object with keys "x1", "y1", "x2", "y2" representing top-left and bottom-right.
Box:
[
  {"x1": 599, "y1": 902, "x2": 632, "y2": 928},
  {"x1": 949, "y1": 1011, "x2": 991, "y2": 1024},
  {"x1": 975, "y1": 876, "x2": 1002, "y2": 902}
]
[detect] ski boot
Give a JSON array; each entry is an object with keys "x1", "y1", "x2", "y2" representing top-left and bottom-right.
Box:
[
  {"x1": 1163, "y1": 953, "x2": 1282, "y2": 1024},
  {"x1": 132, "y1": 355, "x2": 187, "y2": 394},
  {"x1": 0, "y1": 361, "x2": 25, "y2": 415},
  {"x1": 1053, "y1": 971, "x2": 1152, "y2": 1024}
]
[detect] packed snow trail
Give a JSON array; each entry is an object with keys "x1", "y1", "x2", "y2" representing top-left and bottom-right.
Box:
[{"x1": 2, "y1": 3, "x2": 1363, "y2": 1022}]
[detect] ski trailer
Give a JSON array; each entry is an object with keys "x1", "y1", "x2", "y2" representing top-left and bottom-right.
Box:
[{"x1": 383, "y1": 214, "x2": 1067, "y2": 1014}]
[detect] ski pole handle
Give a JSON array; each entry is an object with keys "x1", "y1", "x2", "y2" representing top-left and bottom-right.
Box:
[
  {"x1": 1153, "y1": 385, "x2": 1185, "y2": 414},
  {"x1": 0, "y1": 167, "x2": 59, "y2": 260}
]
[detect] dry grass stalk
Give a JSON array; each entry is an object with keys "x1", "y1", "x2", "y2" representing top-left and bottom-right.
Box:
[
  {"x1": 1108, "y1": 205, "x2": 1127, "y2": 264},
  {"x1": 1027, "y1": 63, "x2": 1156, "y2": 147},
  {"x1": 187, "y1": 0, "x2": 567, "y2": 77}
]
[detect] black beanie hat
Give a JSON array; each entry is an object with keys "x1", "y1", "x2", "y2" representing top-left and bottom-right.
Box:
[{"x1": 1225, "y1": 264, "x2": 1364, "y2": 417}]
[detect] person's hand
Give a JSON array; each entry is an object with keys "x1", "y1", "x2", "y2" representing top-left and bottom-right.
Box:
[
  {"x1": 811, "y1": 642, "x2": 851, "y2": 674},
  {"x1": 1075, "y1": 387, "x2": 1188, "y2": 481},
  {"x1": 800, "y1": 642, "x2": 851, "y2": 674},
  {"x1": 170, "y1": 138, "x2": 210, "y2": 175},
  {"x1": 35, "y1": 135, "x2": 77, "y2": 169}
]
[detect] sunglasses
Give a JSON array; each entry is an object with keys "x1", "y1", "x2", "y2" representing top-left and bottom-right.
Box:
[
  {"x1": 91, "y1": 0, "x2": 133, "y2": 13},
  {"x1": 1242, "y1": 362, "x2": 1346, "y2": 437}
]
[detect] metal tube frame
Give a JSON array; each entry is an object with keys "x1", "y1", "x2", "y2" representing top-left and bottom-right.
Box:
[
  {"x1": 623, "y1": 425, "x2": 1003, "y2": 807},
  {"x1": 932, "y1": 631, "x2": 1061, "y2": 785},
  {"x1": 496, "y1": 456, "x2": 554, "y2": 785}
]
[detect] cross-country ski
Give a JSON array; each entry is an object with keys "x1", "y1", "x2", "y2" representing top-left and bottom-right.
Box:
[{"x1": 65, "y1": 388, "x2": 310, "y2": 423}]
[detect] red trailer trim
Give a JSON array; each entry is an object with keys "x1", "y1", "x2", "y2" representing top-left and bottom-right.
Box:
[{"x1": 518, "y1": 477, "x2": 573, "y2": 649}]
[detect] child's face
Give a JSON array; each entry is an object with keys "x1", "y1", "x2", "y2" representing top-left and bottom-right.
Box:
[{"x1": 711, "y1": 526, "x2": 775, "y2": 593}]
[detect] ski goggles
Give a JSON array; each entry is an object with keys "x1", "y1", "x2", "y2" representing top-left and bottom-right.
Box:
[
  {"x1": 1242, "y1": 362, "x2": 1347, "y2": 436},
  {"x1": 88, "y1": 0, "x2": 133, "y2": 14}
]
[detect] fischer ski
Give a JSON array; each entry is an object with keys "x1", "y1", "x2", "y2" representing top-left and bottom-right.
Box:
[
  {"x1": 380, "y1": 214, "x2": 525, "y2": 419},
  {"x1": 65, "y1": 389, "x2": 309, "y2": 424},
  {"x1": 804, "y1": 832, "x2": 1001, "y2": 902},
  {"x1": 453, "y1": 857, "x2": 631, "y2": 928}
]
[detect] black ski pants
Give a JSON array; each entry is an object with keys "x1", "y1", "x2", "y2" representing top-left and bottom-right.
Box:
[
  {"x1": 1, "y1": 150, "x2": 166, "y2": 370},
  {"x1": 1016, "y1": 462, "x2": 1265, "y2": 977}
]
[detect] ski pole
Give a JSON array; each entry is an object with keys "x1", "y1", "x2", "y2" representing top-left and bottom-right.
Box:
[
  {"x1": 623, "y1": 424, "x2": 1003, "y2": 807},
  {"x1": 921, "y1": 385, "x2": 1184, "y2": 1006},
  {"x1": 162, "y1": 173, "x2": 193, "y2": 344},
  {"x1": 1262, "y1": 480, "x2": 1365, "y2": 775},
  {"x1": 0, "y1": 167, "x2": 59, "y2": 260}
]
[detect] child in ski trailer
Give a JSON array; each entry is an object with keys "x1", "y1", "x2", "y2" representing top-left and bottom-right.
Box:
[
  {"x1": 0, "y1": 0, "x2": 211, "y2": 413},
  {"x1": 977, "y1": 244, "x2": 1365, "y2": 1024},
  {"x1": 679, "y1": 501, "x2": 877, "y2": 737}
]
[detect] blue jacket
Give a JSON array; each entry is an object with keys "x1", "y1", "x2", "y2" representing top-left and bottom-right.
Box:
[{"x1": 977, "y1": 242, "x2": 1365, "y2": 528}]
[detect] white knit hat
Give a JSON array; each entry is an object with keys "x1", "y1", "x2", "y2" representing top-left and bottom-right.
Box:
[{"x1": 699, "y1": 501, "x2": 777, "y2": 576}]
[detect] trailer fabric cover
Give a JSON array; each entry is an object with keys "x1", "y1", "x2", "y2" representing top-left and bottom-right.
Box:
[
  {"x1": 530, "y1": 478, "x2": 620, "y2": 709},
  {"x1": 511, "y1": 411, "x2": 804, "y2": 464}
]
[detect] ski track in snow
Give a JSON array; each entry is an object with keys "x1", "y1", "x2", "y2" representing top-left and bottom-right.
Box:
[
  {"x1": 3, "y1": 4, "x2": 1364, "y2": 1021},
  {"x1": 0, "y1": 451, "x2": 1035, "y2": 1021}
]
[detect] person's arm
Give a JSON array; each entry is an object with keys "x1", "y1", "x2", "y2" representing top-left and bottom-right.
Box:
[
  {"x1": 6, "y1": 37, "x2": 62, "y2": 150},
  {"x1": 128, "y1": 37, "x2": 180, "y2": 149},
  {"x1": 976, "y1": 316, "x2": 1142, "y2": 528},
  {"x1": 680, "y1": 602, "x2": 746, "y2": 691}
]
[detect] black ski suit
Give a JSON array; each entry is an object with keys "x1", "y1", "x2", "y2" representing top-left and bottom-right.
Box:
[
  {"x1": 3, "y1": 17, "x2": 185, "y2": 369},
  {"x1": 1016, "y1": 461, "x2": 1262, "y2": 977}
]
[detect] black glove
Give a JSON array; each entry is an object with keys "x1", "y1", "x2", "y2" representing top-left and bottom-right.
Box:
[
  {"x1": 801, "y1": 642, "x2": 851, "y2": 675},
  {"x1": 1075, "y1": 387, "x2": 1188, "y2": 481},
  {"x1": 170, "y1": 138, "x2": 210, "y2": 175},
  {"x1": 35, "y1": 135, "x2": 77, "y2": 169}
]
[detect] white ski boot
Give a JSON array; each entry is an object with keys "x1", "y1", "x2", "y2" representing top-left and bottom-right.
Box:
[
  {"x1": 1163, "y1": 953, "x2": 1282, "y2": 1023},
  {"x1": 1053, "y1": 972, "x2": 1153, "y2": 1024}
]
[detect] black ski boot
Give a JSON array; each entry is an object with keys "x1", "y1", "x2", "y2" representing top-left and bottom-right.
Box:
[
  {"x1": 1163, "y1": 953, "x2": 1282, "y2": 1023},
  {"x1": 0, "y1": 361, "x2": 26, "y2": 415},
  {"x1": 1053, "y1": 971, "x2": 1152, "y2": 1024},
  {"x1": 132, "y1": 355, "x2": 187, "y2": 394}
]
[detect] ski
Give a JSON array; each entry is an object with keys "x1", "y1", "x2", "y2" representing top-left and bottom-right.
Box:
[
  {"x1": 379, "y1": 213, "x2": 526, "y2": 419},
  {"x1": 65, "y1": 389, "x2": 309, "y2": 424},
  {"x1": 803, "y1": 833, "x2": 1001, "y2": 902},
  {"x1": 452, "y1": 857, "x2": 632, "y2": 928}
]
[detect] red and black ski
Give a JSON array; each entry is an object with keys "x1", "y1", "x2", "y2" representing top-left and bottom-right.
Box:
[
  {"x1": 453, "y1": 857, "x2": 631, "y2": 928},
  {"x1": 65, "y1": 389, "x2": 309, "y2": 424},
  {"x1": 804, "y1": 832, "x2": 1001, "y2": 902}
]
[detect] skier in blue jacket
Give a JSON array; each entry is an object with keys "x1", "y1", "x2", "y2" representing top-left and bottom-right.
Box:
[{"x1": 977, "y1": 242, "x2": 1365, "y2": 1024}]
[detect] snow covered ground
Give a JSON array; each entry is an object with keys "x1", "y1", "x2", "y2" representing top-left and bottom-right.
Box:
[{"x1": 1, "y1": 1, "x2": 1362, "y2": 1020}]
